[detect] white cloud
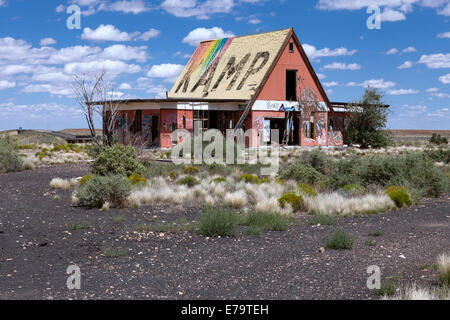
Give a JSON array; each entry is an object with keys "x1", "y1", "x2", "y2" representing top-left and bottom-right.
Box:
[
  {"x1": 397, "y1": 61, "x2": 413, "y2": 69},
  {"x1": 323, "y1": 81, "x2": 339, "y2": 87},
  {"x1": 55, "y1": 4, "x2": 65, "y2": 12},
  {"x1": 386, "y1": 48, "x2": 399, "y2": 55},
  {"x1": 418, "y1": 53, "x2": 450, "y2": 68},
  {"x1": 387, "y1": 88, "x2": 419, "y2": 95},
  {"x1": 139, "y1": 28, "x2": 160, "y2": 41},
  {"x1": 439, "y1": 73, "x2": 450, "y2": 84},
  {"x1": 346, "y1": 79, "x2": 396, "y2": 90},
  {"x1": 147, "y1": 63, "x2": 184, "y2": 82},
  {"x1": 64, "y1": 59, "x2": 141, "y2": 76},
  {"x1": 431, "y1": 92, "x2": 450, "y2": 98},
  {"x1": 22, "y1": 83, "x2": 72, "y2": 96},
  {"x1": 438, "y1": 3, "x2": 450, "y2": 15},
  {"x1": 101, "y1": 44, "x2": 148, "y2": 62},
  {"x1": 0, "y1": 65, "x2": 33, "y2": 75},
  {"x1": 105, "y1": 0, "x2": 150, "y2": 14},
  {"x1": 81, "y1": 24, "x2": 135, "y2": 42},
  {"x1": 119, "y1": 83, "x2": 132, "y2": 90},
  {"x1": 40, "y1": 38, "x2": 57, "y2": 46},
  {"x1": 182, "y1": 27, "x2": 235, "y2": 46},
  {"x1": 381, "y1": 9, "x2": 406, "y2": 22},
  {"x1": 323, "y1": 62, "x2": 361, "y2": 70},
  {"x1": 426, "y1": 87, "x2": 440, "y2": 92},
  {"x1": 317, "y1": 73, "x2": 326, "y2": 80},
  {"x1": 81, "y1": 24, "x2": 160, "y2": 42},
  {"x1": 302, "y1": 44, "x2": 357, "y2": 60},
  {"x1": 402, "y1": 46, "x2": 417, "y2": 53},
  {"x1": 437, "y1": 31, "x2": 450, "y2": 38},
  {"x1": 427, "y1": 107, "x2": 450, "y2": 118},
  {"x1": 161, "y1": 0, "x2": 235, "y2": 19},
  {"x1": 0, "y1": 80, "x2": 15, "y2": 90},
  {"x1": 249, "y1": 19, "x2": 261, "y2": 24}
]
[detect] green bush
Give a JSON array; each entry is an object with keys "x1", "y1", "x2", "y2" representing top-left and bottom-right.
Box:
[
  {"x1": 308, "y1": 214, "x2": 337, "y2": 226},
  {"x1": 78, "y1": 174, "x2": 92, "y2": 186},
  {"x1": 198, "y1": 207, "x2": 239, "y2": 237},
  {"x1": 325, "y1": 229, "x2": 354, "y2": 250},
  {"x1": 385, "y1": 186, "x2": 412, "y2": 208},
  {"x1": 92, "y1": 144, "x2": 145, "y2": 177},
  {"x1": 241, "y1": 211, "x2": 291, "y2": 231},
  {"x1": 211, "y1": 177, "x2": 227, "y2": 184},
  {"x1": 279, "y1": 163, "x2": 324, "y2": 185},
  {"x1": 177, "y1": 175, "x2": 200, "y2": 187},
  {"x1": 0, "y1": 136, "x2": 23, "y2": 172},
  {"x1": 278, "y1": 192, "x2": 303, "y2": 211},
  {"x1": 298, "y1": 183, "x2": 318, "y2": 197},
  {"x1": 128, "y1": 174, "x2": 147, "y2": 186},
  {"x1": 240, "y1": 174, "x2": 261, "y2": 184},
  {"x1": 430, "y1": 133, "x2": 448, "y2": 145},
  {"x1": 341, "y1": 184, "x2": 365, "y2": 196},
  {"x1": 184, "y1": 165, "x2": 199, "y2": 174},
  {"x1": 75, "y1": 175, "x2": 131, "y2": 208},
  {"x1": 425, "y1": 148, "x2": 450, "y2": 164}
]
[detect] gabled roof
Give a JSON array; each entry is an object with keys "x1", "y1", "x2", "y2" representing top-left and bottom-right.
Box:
[{"x1": 169, "y1": 28, "x2": 292, "y2": 100}]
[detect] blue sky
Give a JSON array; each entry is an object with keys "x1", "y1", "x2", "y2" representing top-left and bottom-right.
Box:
[{"x1": 0, "y1": 0, "x2": 449, "y2": 130}]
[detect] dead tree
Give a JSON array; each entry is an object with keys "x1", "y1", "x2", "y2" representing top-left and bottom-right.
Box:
[{"x1": 72, "y1": 71, "x2": 122, "y2": 147}]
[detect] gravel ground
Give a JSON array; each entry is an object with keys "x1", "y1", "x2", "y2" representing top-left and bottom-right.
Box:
[{"x1": 0, "y1": 164, "x2": 449, "y2": 300}]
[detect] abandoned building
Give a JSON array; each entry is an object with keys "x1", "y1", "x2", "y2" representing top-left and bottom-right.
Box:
[{"x1": 113, "y1": 28, "x2": 350, "y2": 149}]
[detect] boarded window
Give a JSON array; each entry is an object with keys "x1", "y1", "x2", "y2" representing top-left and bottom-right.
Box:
[{"x1": 131, "y1": 110, "x2": 142, "y2": 134}]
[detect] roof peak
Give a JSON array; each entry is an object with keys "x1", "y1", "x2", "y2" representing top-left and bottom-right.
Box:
[{"x1": 199, "y1": 28, "x2": 293, "y2": 44}]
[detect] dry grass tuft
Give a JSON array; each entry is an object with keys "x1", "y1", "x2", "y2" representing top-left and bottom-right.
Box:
[{"x1": 49, "y1": 178, "x2": 78, "y2": 190}]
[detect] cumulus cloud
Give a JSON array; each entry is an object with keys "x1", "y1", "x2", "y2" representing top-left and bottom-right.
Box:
[
  {"x1": 346, "y1": 79, "x2": 396, "y2": 90},
  {"x1": 182, "y1": 27, "x2": 235, "y2": 46},
  {"x1": 147, "y1": 64, "x2": 184, "y2": 83},
  {"x1": 323, "y1": 81, "x2": 339, "y2": 87},
  {"x1": 323, "y1": 62, "x2": 361, "y2": 70},
  {"x1": 381, "y1": 9, "x2": 406, "y2": 22},
  {"x1": 81, "y1": 24, "x2": 160, "y2": 42},
  {"x1": 387, "y1": 88, "x2": 419, "y2": 95},
  {"x1": 40, "y1": 37, "x2": 57, "y2": 46},
  {"x1": 418, "y1": 53, "x2": 450, "y2": 68},
  {"x1": 437, "y1": 31, "x2": 450, "y2": 38},
  {"x1": 397, "y1": 61, "x2": 413, "y2": 69},
  {"x1": 386, "y1": 48, "x2": 399, "y2": 55},
  {"x1": 101, "y1": 44, "x2": 148, "y2": 62},
  {"x1": 0, "y1": 80, "x2": 16, "y2": 90},
  {"x1": 64, "y1": 59, "x2": 141, "y2": 76},
  {"x1": 302, "y1": 44, "x2": 357, "y2": 60},
  {"x1": 161, "y1": 0, "x2": 235, "y2": 19},
  {"x1": 402, "y1": 46, "x2": 417, "y2": 53},
  {"x1": 439, "y1": 73, "x2": 450, "y2": 84}
]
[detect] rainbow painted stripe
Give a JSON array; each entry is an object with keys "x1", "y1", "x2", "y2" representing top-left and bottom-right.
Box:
[{"x1": 185, "y1": 37, "x2": 234, "y2": 80}]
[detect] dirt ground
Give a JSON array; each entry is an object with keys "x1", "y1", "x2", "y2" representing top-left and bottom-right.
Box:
[{"x1": 0, "y1": 164, "x2": 448, "y2": 300}]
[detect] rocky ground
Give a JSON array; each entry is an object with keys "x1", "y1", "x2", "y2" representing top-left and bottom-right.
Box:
[{"x1": 0, "y1": 164, "x2": 448, "y2": 300}]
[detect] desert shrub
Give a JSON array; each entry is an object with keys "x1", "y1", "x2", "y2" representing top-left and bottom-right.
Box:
[
  {"x1": 169, "y1": 171, "x2": 178, "y2": 180},
  {"x1": 425, "y1": 148, "x2": 450, "y2": 164},
  {"x1": 241, "y1": 211, "x2": 291, "y2": 231},
  {"x1": 260, "y1": 178, "x2": 271, "y2": 183},
  {"x1": 198, "y1": 206, "x2": 239, "y2": 237},
  {"x1": 375, "y1": 280, "x2": 398, "y2": 297},
  {"x1": 75, "y1": 175, "x2": 131, "y2": 208},
  {"x1": 279, "y1": 163, "x2": 324, "y2": 185},
  {"x1": 17, "y1": 144, "x2": 37, "y2": 150},
  {"x1": 92, "y1": 144, "x2": 145, "y2": 177},
  {"x1": 278, "y1": 192, "x2": 303, "y2": 211},
  {"x1": 325, "y1": 229, "x2": 354, "y2": 250},
  {"x1": 385, "y1": 186, "x2": 412, "y2": 208},
  {"x1": 184, "y1": 165, "x2": 199, "y2": 174},
  {"x1": 298, "y1": 149, "x2": 332, "y2": 174},
  {"x1": 308, "y1": 214, "x2": 337, "y2": 226},
  {"x1": 211, "y1": 177, "x2": 227, "y2": 184},
  {"x1": 240, "y1": 174, "x2": 261, "y2": 184},
  {"x1": 177, "y1": 175, "x2": 200, "y2": 187},
  {"x1": 78, "y1": 174, "x2": 92, "y2": 186},
  {"x1": 128, "y1": 174, "x2": 147, "y2": 186},
  {"x1": 438, "y1": 253, "x2": 450, "y2": 287},
  {"x1": 430, "y1": 133, "x2": 448, "y2": 145},
  {"x1": 298, "y1": 183, "x2": 318, "y2": 197},
  {"x1": 0, "y1": 136, "x2": 23, "y2": 172},
  {"x1": 341, "y1": 184, "x2": 365, "y2": 196}
]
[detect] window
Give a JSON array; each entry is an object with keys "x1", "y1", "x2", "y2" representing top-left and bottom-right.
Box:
[
  {"x1": 286, "y1": 70, "x2": 297, "y2": 101},
  {"x1": 194, "y1": 110, "x2": 209, "y2": 130},
  {"x1": 289, "y1": 42, "x2": 295, "y2": 53},
  {"x1": 306, "y1": 121, "x2": 315, "y2": 139},
  {"x1": 131, "y1": 110, "x2": 142, "y2": 134}
]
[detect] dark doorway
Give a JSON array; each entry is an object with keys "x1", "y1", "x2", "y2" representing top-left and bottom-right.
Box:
[
  {"x1": 286, "y1": 70, "x2": 297, "y2": 101},
  {"x1": 292, "y1": 115, "x2": 300, "y2": 145},
  {"x1": 151, "y1": 115, "x2": 159, "y2": 147},
  {"x1": 270, "y1": 118, "x2": 285, "y2": 144}
]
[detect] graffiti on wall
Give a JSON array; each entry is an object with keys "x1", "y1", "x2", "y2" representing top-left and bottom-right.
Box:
[
  {"x1": 301, "y1": 112, "x2": 327, "y2": 146},
  {"x1": 162, "y1": 114, "x2": 177, "y2": 131}
]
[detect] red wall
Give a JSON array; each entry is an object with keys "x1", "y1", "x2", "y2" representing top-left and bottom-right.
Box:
[{"x1": 257, "y1": 35, "x2": 325, "y2": 102}]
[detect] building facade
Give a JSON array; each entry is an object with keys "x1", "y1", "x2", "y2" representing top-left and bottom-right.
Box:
[{"x1": 114, "y1": 28, "x2": 346, "y2": 149}]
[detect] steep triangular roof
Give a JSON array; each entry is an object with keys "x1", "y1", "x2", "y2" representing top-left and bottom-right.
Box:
[{"x1": 169, "y1": 28, "x2": 292, "y2": 100}]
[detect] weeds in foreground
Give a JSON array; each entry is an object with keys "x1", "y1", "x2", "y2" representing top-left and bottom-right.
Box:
[
  {"x1": 308, "y1": 214, "x2": 337, "y2": 226},
  {"x1": 325, "y1": 229, "x2": 354, "y2": 250}
]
